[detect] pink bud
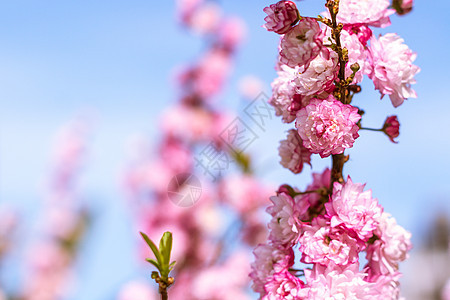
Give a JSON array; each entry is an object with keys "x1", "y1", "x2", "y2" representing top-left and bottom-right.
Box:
[
  {"x1": 383, "y1": 115, "x2": 400, "y2": 143},
  {"x1": 393, "y1": 0, "x2": 413, "y2": 15},
  {"x1": 263, "y1": 1, "x2": 300, "y2": 34},
  {"x1": 277, "y1": 184, "x2": 292, "y2": 195}
]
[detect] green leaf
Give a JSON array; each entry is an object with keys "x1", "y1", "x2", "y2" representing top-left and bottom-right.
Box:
[
  {"x1": 168, "y1": 260, "x2": 176, "y2": 271},
  {"x1": 140, "y1": 231, "x2": 163, "y2": 265},
  {"x1": 159, "y1": 231, "x2": 173, "y2": 268},
  {"x1": 145, "y1": 258, "x2": 163, "y2": 274}
]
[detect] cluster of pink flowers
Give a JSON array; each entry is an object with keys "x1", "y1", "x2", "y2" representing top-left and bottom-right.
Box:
[
  {"x1": 267, "y1": 0, "x2": 419, "y2": 161},
  {"x1": 121, "y1": 0, "x2": 273, "y2": 298},
  {"x1": 17, "y1": 118, "x2": 92, "y2": 300},
  {"x1": 251, "y1": 0, "x2": 416, "y2": 298},
  {"x1": 251, "y1": 172, "x2": 412, "y2": 299}
]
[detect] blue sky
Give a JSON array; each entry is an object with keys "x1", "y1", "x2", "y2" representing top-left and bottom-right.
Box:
[{"x1": 1, "y1": 0, "x2": 450, "y2": 298}]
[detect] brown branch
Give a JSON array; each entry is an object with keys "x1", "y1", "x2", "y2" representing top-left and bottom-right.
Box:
[
  {"x1": 326, "y1": 0, "x2": 348, "y2": 104},
  {"x1": 155, "y1": 277, "x2": 173, "y2": 300},
  {"x1": 330, "y1": 153, "x2": 346, "y2": 190},
  {"x1": 160, "y1": 287, "x2": 168, "y2": 300},
  {"x1": 326, "y1": 0, "x2": 352, "y2": 191}
]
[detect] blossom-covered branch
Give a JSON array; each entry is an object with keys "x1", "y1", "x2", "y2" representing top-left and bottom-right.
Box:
[{"x1": 251, "y1": 0, "x2": 418, "y2": 298}]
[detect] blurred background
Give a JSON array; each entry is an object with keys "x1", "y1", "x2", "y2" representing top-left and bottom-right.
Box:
[{"x1": 1, "y1": 0, "x2": 450, "y2": 299}]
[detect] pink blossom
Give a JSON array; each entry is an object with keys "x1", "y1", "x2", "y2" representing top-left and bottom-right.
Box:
[
  {"x1": 205, "y1": 111, "x2": 233, "y2": 150},
  {"x1": 238, "y1": 75, "x2": 265, "y2": 100},
  {"x1": 367, "y1": 273, "x2": 402, "y2": 299},
  {"x1": 343, "y1": 24, "x2": 373, "y2": 46},
  {"x1": 269, "y1": 63, "x2": 297, "y2": 123},
  {"x1": 267, "y1": 193, "x2": 301, "y2": 246},
  {"x1": 176, "y1": 48, "x2": 232, "y2": 101},
  {"x1": 292, "y1": 50, "x2": 338, "y2": 96},
  {"x1": 278, "y1": 129, "x2": 311, "y2": 174},
  {"x1": 118, "y1": 280, "x2": 157, "y2": 300},
  {"x1": 193, "y1": 200, "x2": 225, "y2": 237},
  {"x1": 241, "y1": 213, "x2": 269, "y2": 246},
  {"x1": 126, "y1": 160, "x2": 173, "y2": 197},
  {"x1": 193, "y1": 252, "x2": 252, "y2": 300},
  {"x1": 279, "y1": 18, "x2": 323, "y2": 68},
  {"x1": 334, "y1": 0, "x2": 394, "y2": 28},
  {"x1": 194, "y1": 49, "x2": 232, "y2": 98},
  {"x1": 383, "y1": 115, "x2": 400, "y2": 143},
  {"x1": 219, "y1": 17, "x2": 247, "y2": 50},
  {"x1": 365, "y1": 213, "x2": 412, "y2": 279},
  {"x1": 263, "y1": 270, "x2": 305, "y2": 300},
  {"x1": 263, "y1": 1, "x2": 299, "y2": 34},
  {"x1": 341, "y1": 29, "x2": 369, "y2": 84},
  {"x1": 23, "y1": 242, "x2": 72, "y2": 300},
  {"x1": 293, "y1": 193, "x2": 312, "y2": 224},
  {"x1": 158, "y1": 137, "x2": 193, "y2": 173},
  {"x1": 48, "y1": 118, "x2": 90, "y2": 203},
  {"x1": 299, "y1": 217, "x2": 361, "y2": 266},
  {"x1": 187, "y1": 2, "x2": 221, "y2": 35},
  {"x1": 326, "y1": 177, "x2": 383, "y2": 241},
  {"x1": 268, "y1": 64, "x2": 311, "y2": 123},
  {"x1": 305, "y1": 264, "x2": 375, "y2": 299},
  {"x1": 42, "y1": 206, "x2": 81, "y2": 239},
  {"x1": 295, "y1": 96, "x2": 361, "y2": 158},
  {"x1": 305, "y1": 168, "x2": 331, "y2": 206},
  {"x1": 176, "y1": 0, "x2": 202, "y2": 25},
  {"x1": 368, "y1": 33, "x2": 420, "y2": 107},
  {"x1": 250, "y1": 243, "x2": 295, "y2": 296},
  {"x1": 294, "y1": 168, "x2": 331, "y2": 222},
  {"x1": 160, "y1": 104, "x2": 214, "y2": 142},
  {"x1": 219, "y1": 174, "x2": 271, "y2": 213}
]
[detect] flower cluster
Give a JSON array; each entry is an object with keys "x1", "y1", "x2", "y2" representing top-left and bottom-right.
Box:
[
  {"x1": 250, "y1": 173, "x2": 412, "y2": 299},
  {"x1": 251, "y1": 0, "x2": 416, "y2": 298},
  {"x1": 265, "y1": 0, "x2": 419, "y2": 161}
]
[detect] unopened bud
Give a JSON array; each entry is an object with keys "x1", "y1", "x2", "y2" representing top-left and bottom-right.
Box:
[
  {"x1": 151, "y1": 271, "x2": 159, "y2": 280},
  {"x1": 350, "y1": 62, "x2": 360, "y2": 73},
  {"x1": 383, "y1": 115, "x2": 400, "y2": 143},
  {"x1": 392, "y1": 0, "x2": 413, "y2": 16}
]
